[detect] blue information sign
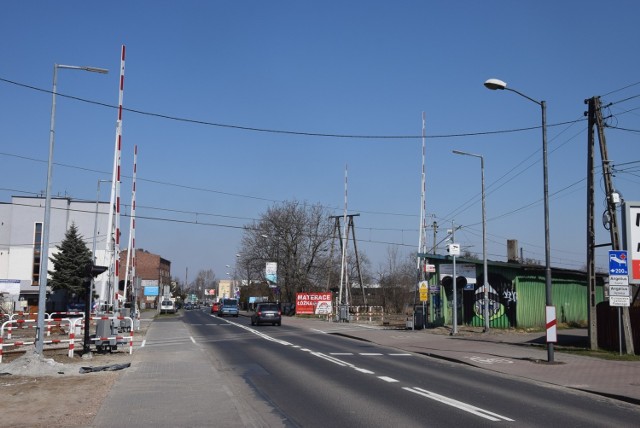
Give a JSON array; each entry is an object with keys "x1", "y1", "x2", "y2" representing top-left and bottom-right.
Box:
[{"x1": 609, "y1": 250, "x2": 629, "y2": 275}]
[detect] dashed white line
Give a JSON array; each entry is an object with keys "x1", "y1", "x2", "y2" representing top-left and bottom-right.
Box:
[
  {"x1": 360, "y1": 353, "x2": 383, "y2": 356},
  {"x1": 403, "y1": 387, "x2": 514, "y2": 422},
  {"x1": 330, "y1": 352, "x2": 354, "y2": 356},
  {"x1": 190, "y1": 336, "x2": 196, "y2": 344},
  {"x1": 141, "y1": 339, "x2": 146, "y2": 348},
  {"x1": 378, "y1": 376, "x2": 399, "y2": 383},
  {"x1": 389, "y1": 353, "x2": 412, "y2": 356}
]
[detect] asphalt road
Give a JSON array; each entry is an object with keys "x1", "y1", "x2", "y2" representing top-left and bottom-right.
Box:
[{"x1": 182, "y1": 309, "x2": 639, "y2": 427}]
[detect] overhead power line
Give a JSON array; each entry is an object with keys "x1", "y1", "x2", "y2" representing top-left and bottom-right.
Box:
[{"x1": 1, "y1": 76, "x2": 583, "y2": 140}]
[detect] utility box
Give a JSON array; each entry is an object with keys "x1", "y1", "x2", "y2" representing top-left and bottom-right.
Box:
[{"x1": 93, "y1": 318, "x2": 117, "y2": 352}]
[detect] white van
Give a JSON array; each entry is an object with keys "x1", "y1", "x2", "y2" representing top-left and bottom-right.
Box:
[{"x1": 160, "y1": 299, "x2": 176, "y2": 314}]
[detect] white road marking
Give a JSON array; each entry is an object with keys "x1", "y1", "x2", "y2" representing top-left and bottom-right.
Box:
[
  {"x1": 378, "y1": 376, "x2": 399, "y2": 383},
  {"x1": 355, "y1": 368, "x2": 375, "y2": 374},
  {"x1": 190, "y1": 336, "x2": 196, "y2": 344},
  {"x1": 403, "y1": 387, "x2": 514, "y2": 422},
  {"x1": 389, "y1": 353, "x2": 412, "y2": 356},
  {"x1": 330, "y1": 352, "x2": 354, "y2": 356},
  {"x1": 141, "y1": 339, "x2": 146, "y2": 348},
  {"x1": 469, "y1": 356, "x2": 513, "y2": 365},
  {"x1": 360, "y1": 353, "x2": 383, "y2": 356}
]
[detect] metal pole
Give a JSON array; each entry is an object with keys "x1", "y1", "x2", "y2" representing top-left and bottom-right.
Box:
[
  {"x1": 36, "y1": 64, "x2": 107, "y2": 354},
  {"x1": 451, "y1": 220, "x2": 458, "y2": 335},
  {"x1": 541, "y1": 100, "x2": 554, "y2": 363},
  {"x1": 480, "y1": 155, "x2": 489, "y2": 332},
  {"x1": 452, "y1": 150, "x2": 489, "y2": 331},
  {"x1": 35, "y1": 64, "x2": 59, "y2": 355},
  {"x1": 484, "y1": 80, "x2": 553, "y2": 361}
]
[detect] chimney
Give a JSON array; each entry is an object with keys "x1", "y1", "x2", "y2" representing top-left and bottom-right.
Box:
[{"x1": 507, "y1": 239, "x2": 519, "y2": 263}]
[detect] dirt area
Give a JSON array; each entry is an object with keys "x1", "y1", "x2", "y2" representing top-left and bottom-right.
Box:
[{"x1": 0, "y1": 349, "x2": 134, "y2": 427}]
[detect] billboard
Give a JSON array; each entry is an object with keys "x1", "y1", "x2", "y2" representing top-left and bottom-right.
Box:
[
  {"x1": 265, "y1": 262, "x2": 277, "y2": 284},
  {"x1": 144, "y1": 286, "x2": 159, "y2": 296},
  {"x1": 296, "y1": 292, "x2": 332, "y2": 315}
]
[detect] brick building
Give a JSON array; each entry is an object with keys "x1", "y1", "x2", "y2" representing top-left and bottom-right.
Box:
[{"x1": 119, "y1": 248, "x2": 171, "y2": 305}]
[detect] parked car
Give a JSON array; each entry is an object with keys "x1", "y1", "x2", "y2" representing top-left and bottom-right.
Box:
[
  {"x1": 217, "y1": 298, "x2": 239, "y2": 317},
  {"x1": 160, "y1": 299, "x2": 176, "y2": 314},
  {"x1": 184, "y1": 302, "x2": 193, "y2": 310},
  {"x1": 211, "y1": 301, "x2": 220, "y2": 314},
  {"x1": 251, "y1": 302, "x2": 282, "y2": 326}
]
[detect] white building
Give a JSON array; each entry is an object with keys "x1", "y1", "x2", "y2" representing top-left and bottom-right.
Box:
[{"x1": 0, "y1": 196, "x2": 110, "y2": 311}]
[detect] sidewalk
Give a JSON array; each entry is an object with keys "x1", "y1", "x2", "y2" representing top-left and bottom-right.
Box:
[
  {"x1": 91, "y1": 311, "x2": 284, "y2": 427},
  {"x1": 280, "y1": 314, "x2": 640, "y2": 405}
]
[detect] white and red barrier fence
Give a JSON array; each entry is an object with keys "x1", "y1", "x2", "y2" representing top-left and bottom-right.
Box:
[{"x1": 0, "y1": 313, "x2": 134, "y2": 363}]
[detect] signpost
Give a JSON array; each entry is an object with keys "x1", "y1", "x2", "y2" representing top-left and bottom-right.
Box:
[{"x1": 608, "y1": 250, "x2": 630, "y2": 355}]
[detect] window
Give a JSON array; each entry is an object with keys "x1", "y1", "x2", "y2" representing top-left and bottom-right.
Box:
[{"x1": 32, "y1": 222, "x2": 42, "y2": 286}]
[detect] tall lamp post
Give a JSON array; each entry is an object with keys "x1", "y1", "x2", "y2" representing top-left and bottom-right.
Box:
[
  {"x1": 452, "y1": 150, "x2": 490, "y2": 332},
  {"x1": 484, "y1": 78, "x2": 553, "y2": 363},
  {"x1": 36, "y1": 64, "x2": 108, "y2": 355}
]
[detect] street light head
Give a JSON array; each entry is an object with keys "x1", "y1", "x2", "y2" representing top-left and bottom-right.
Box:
[
  {"x1": 484, "y1": 78, "x2": 507, "y2": 90},
  {"x1": 85, "y1": 67, "x2": 109, "y2": 74}
]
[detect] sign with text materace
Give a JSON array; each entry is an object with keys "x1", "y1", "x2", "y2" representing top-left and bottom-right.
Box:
[{"x1": 296, "y1": 292, "x2": 332, "y2": 315}]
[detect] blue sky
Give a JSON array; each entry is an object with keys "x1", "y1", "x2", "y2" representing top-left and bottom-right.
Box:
[{"x1": 2, "y1": 1, "x2": 639, "y2": 283}]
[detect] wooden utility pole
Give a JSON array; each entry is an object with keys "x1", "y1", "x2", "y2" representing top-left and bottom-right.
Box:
[{"x1": 587, "y1": 96, "x2": 635, "y2": 354}]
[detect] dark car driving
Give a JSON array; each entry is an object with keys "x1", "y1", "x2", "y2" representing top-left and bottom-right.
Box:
[{"x1": 251, "y1": 302, "x2": 282, "y2": 326}]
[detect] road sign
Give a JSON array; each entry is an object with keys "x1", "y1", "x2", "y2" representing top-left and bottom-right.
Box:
[
  {"x1": 609, "y1": 275, "x2": 629, "y2": 286},
  {"x1": 609, "y1": 285, "x2": 630, "y2": 297},
  {"x1": 622, "y1": 201, "x2": 640, "y2": 284},
  {"x1": 609, "y1": 296, "x2": 631, "y2": 307},
  {"x1": 425, "y1": 264, "x2": 436, "y2": 273},
  {"x1": 419, "y1": 281, "x2": 429, "y2": 302},
  {"x1": 608, "y1": 250, "x2": 628, "y2": 275}
]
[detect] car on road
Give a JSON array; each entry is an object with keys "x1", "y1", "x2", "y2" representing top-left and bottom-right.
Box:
[
  {"x1": 251, "y1": 302, "x2": 282, "y2": 326},
  {"x1": 211, "y1": 301, "x2": 220, "y2": 313},
  {"x1": 160, "y1": 299, "x2": 176, "y2": 314},
  {"x1": 217, "y1": 298, "x2": 239, "y2": 317}
]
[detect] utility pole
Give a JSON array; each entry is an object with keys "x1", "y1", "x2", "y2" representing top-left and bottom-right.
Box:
[
  {"x1": 431, "y1": 221, "x2": 438, "y2": 254},
  {"x1": 587, "y1": 96, "x2": 635, "y2": 354},
  {"x1": 328, "y1": 214, "x2": 366, "y2": 306}
]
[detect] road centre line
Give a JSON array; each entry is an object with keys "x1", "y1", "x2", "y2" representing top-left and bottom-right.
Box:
[
  {"x1": 330, "y1": 352, "x2": 354, "y2": 355},
  {"x1": 403, "y1": 387, "x2": 514, "y2": 422},
  {"x1": 221, "y1": 319, "x2": 512, "y2": 422},
  {"x1": 360, "y1": 353, "x2": 383, "y2": 356}
]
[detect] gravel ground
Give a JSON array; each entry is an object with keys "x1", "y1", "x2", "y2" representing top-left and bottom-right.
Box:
[{"x1": 0, "y1": 351, "x2": 133, "y2": 427}]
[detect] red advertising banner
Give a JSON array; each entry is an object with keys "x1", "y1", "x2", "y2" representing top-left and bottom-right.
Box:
[{"x1": 296, "y1": 292, "x2": 333, "y2": 315}]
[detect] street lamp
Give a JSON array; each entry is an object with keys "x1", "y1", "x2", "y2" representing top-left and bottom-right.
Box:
[
  {"x1": 484, "y1": 78, "x2": 553, "y2": 362},
  {"x1": 36, "y1": 64, "x2": 108, "y2": 355},
  {"x1": 452, "y1": 150, "x2": 489, "y2": 332}
]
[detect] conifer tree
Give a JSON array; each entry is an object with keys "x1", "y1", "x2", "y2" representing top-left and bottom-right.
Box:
[{"x1": 48, "y1": 223, "x2": 93, "y2": 295}]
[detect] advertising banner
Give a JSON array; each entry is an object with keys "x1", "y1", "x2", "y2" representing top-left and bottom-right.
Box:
[
  {"x1": 296, "y1": 292, "x2": 332, "y2": 315},
  {"x1": 265, "y1": 262, "x2": 278, "y2": 285},
  {"x1": 144, "y1": 286, "x2": 159, "y2": 296}
]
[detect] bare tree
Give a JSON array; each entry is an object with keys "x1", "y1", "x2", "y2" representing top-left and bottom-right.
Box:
[
  {"x1": 193, "y1": 269, "x2": 216, "y2": 302},
  {"x1": 238, "y1": 200, "x2": 334, "y2": 303},
  {"x1": 377, "y1": 246, "x2": 416, "y2": 313}
]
